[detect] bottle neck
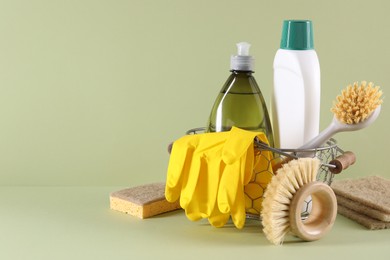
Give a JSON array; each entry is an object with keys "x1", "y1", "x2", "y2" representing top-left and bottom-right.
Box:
[{"x1": 230, "y1": 70, "x2": 254, "y2": 75}]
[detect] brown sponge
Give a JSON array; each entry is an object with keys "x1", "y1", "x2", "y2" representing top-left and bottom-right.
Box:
[
  {"x1": 110, "y1": 182, "x2": 181, "y2": 219},
  {"x1": 336, "y1": 194, "x2": 390, "y2": 222},
  {"x1": 331, "y1": 176, "x2": 390, "y2": 214},
  {"x1": 337, "y1": 204, "x2": 390, "y2": 230},
  {"x1": 331, "y1": 176, "x2": 390, "y2": 229}
]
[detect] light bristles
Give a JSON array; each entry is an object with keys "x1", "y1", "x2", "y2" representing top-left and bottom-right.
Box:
[
  {"x1": 261, "y1": 158, "x2": 320, "y2": 245},
  {"x1": 331, "y1": 81, "x2": 383, "y2": 124}
]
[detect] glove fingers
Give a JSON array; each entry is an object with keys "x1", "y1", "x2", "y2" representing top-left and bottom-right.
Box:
[
  {"x1": 230, "y1": 182, "x2": 246, "y2": 229},
  {"x1": 182, "y1": 153, "x2": 223, "y2": 221},
  {"x1": 180, "y1": 155, "x2": 202, "y2": 209},
  {"x1": 208, "y1": 206, "x2": 230, "y2": 228},
  {"x1": 165, "y1": 151, "x2": 193, "y2": 202},
  {"x1": 175, "y1": 132, "x2": 229, "y2": 219},
  {"x1": 203, "y1": 148, "x2": 225, "y2": 216},
  {"x1": 182, "y1": 158, "x2": 208, "y2": 221},
  {"x1": 185, "y1": 150, "x2": 224, "y2": 218},
  {"x1": 165, "y1": 135, "x2": 197, "y2": 202},
  {"x1": 184, "y1": 193, "x2": 207, "y2": 221},
  {"x1": 218, "y1": 161, "x2": 240, "y2": 214},
  {"x1": 218, "y1": 154, "x2": 251, "y2": 229},
  {"x1": 222, "y1": 127, "x2": 258, "y2": 165},
  {"x1": 184, "y1": 156, "x2": 213, "y2": 218}
]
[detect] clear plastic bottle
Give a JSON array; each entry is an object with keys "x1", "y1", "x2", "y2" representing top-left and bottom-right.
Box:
[{"x1": 206, "y1": 42, "x2": 273, "y2": 146}]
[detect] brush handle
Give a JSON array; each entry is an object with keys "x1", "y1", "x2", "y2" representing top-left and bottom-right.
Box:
[
  {"x1": 289, "y1": 182, "x2": 337, "y2": 242},
  {"x1": 299, "y1": 120, "x2": 340, "y2": 150},
  {"x1": 300, "y1": 106, "x2": 381, "y2": 150},
  {"x1": 329, "y1": 151, "x2": 356, "y2": 174}
]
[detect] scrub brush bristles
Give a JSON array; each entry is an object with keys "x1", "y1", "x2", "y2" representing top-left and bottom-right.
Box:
[
  {"x1": 261, "y1": 158, "x2": 321, "y2": 245},
  {"x1": 331, "y1": 81, "x2": 383, "y2": 124}
]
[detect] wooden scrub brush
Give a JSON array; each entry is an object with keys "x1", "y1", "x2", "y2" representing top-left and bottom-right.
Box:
[
  {"x1": 331, "y1": 81, "x2": 383, "y2": 124},
  {"x1": 261, "y1": 158, "x2": 337, "y2": 245},
  {"x1": 301, "y1": 81, "x2": 383, "y2": 150}
]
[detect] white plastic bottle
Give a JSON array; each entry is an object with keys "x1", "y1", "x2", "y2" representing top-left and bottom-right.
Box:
[{"x1": 272, "y1": 20, "x2": 320, "y2": 149}]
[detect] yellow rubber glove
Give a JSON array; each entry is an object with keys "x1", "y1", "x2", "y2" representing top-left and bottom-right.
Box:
[
  {"x1": 217, "y1": 127, "x2": 261, "y2": 229},
  {"x1": 165, "y1": 127, "x2": 270, "y2": 229},
  {"x1": 165, "y1": 131, "x2": 230, "y2": 220}
]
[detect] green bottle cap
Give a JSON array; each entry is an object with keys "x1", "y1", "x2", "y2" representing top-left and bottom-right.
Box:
[{"x1": 280, "y1": 20, "x2": 314, "y2": 50}]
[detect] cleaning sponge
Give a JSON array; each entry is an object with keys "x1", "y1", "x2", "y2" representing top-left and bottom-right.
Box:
[
  {"x1": 331, "y1": 176, "x2": 390, "y2": 229},
  {"x1": 110, "y1": 183, "x2": 181, "y2": 219}
]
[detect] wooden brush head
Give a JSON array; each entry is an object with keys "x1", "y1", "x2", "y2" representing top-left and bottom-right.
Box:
[{"x1": 331, "y1": 81, "x2": 383, "y2": 124}]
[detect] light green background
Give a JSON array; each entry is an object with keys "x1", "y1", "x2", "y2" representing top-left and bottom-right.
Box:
[
  {"x1": 0, "y1": 1, "x2": 389, "y2": 259},
  {"x1": 0, "y1": 0, "x2": 389, "y2": 186}
]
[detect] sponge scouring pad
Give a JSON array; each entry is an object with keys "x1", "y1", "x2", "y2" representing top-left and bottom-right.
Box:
[
  {"x1": 110, "y1": 182, "x2": 181, "y2": 219},
  {"x1": 331, "y1": 176, "x2": 390, "y2": 229}
]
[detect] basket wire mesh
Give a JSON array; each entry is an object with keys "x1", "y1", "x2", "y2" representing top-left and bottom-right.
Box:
[
  {"x1": 186, "y1": 127, "x2": 343, "y2": 185},
  {"x1": 185, "y1": 127, "x2": 345, "y2": 221}
]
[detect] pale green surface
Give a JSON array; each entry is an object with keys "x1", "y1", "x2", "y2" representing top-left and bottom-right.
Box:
[
  {"x1": 0, "y1": 0, "x2": 389, "y2": 186},
  {"x1": 0, "y1": 0, "x2": 389, "y2": 258},
  {"x1": 0, "y1": 187, "x2": 389, "y2": 260}
]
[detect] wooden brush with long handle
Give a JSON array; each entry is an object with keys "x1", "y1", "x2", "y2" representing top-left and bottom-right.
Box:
[
  {"x1": 301, "y1": 81, "x2": 383, "y2": 150},
  {"x1": 270, "y1": 81, "x2": 382, "y2": 171}
]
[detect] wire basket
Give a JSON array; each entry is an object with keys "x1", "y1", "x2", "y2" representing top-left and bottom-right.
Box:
[
  {"x1": 254, "y1": 137, "x2": 343, "y2": 186},
  {"x1": 185, "y1": 127, "x2": 346, "y2": 220},
  {"x1": 185, "y1": 127, "x2": 343, "y2": 185}
]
